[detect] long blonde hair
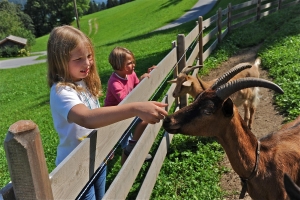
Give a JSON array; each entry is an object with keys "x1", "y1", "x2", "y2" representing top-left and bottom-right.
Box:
[{"x1": 47, "y1": 25, "x2": 102, "y2": 98}]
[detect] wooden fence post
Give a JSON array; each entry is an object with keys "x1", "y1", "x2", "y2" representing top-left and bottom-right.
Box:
[
  {"x1": 217, "y1": 8, "x2": 222, "y2": 44},
  {"x1": 257, "y1": 0, "x2": 261, "y2": 20},
  {"x1": 198, "y1": 16, "x2": 203, "y2": 66},
  {"x1": 227, "y1": 3, "x2": 232, "y2": 33},
  {"x1": 278, "y1": 0, "x2": 282, "y2": 10},
  {"x1": 171, "y1": 40, "x2": 179, "y2": 108},
  {"x1": 4, "y1": 120, "x2": 53, "y2": 200},
  {"x1": 176, "y1": 34, "x2": 188, "y2": 108}
]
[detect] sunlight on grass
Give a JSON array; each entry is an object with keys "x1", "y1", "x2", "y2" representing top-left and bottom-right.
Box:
[{"x1": 1, "y1": 0, "x2": 300, "y2": 199}]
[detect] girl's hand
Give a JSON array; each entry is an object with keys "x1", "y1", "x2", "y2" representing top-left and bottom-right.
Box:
[
  {"x1": 140, "y1": 66, "x2": 157, "y2": 81},
  {"x1": 140, "y1": 73, "x2": 150, "y2": 80},
  {"x1": 135, "y1": 101, "x2": 168, "y2": 124},
  {"x1": 147, "y1": 65, "x2": 157, "y2": 73}
]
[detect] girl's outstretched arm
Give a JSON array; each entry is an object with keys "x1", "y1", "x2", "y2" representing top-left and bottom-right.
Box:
[{"x1": 68, "y1": 101, "x2": 168, "y2": 129}]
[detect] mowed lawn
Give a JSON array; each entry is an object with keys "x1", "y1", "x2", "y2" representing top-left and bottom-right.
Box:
[{"x1": 1, "y1": 0, "x2": 300, "y2": 199}]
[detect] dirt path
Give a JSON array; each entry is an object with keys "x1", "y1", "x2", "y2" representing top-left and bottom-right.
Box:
[{"x1": 200, "y1": 44, "x2": 285, "y2": 199}]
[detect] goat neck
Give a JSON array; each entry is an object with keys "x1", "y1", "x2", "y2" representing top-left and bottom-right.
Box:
[{"x1": 217, "y1": 107, "x2": 259, "y2": 178}]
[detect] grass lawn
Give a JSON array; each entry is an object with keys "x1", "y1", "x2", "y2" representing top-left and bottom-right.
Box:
[{"x1": 1, "y1": 0, "x2": 300, "y2": 198}]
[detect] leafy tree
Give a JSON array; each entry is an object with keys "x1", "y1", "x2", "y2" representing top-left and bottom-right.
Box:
[
  {"x1": 24, "y1": 0, "x2": 51, "y2": 37},
  {"x1": 0, "y1": 0, "x2": 35, "y2": 48},
  {"x1": 24, "y1": 0, "x2": 90, "y2": 37}
]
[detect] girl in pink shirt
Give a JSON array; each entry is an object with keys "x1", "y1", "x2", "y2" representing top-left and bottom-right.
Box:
[{"x1": 104, "y1": 46, "x2": 156, "y2": 165}]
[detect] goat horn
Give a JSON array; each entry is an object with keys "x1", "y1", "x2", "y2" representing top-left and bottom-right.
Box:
[
  {"x1": 216, "y1": 77, "x2": 284, "y2": 100},
  {"x1": 181, "y1": 65, "x2": 203, "y2": 74},
  {"x1": 211, "y1": 63, "x2": 252, "y2": 90}
]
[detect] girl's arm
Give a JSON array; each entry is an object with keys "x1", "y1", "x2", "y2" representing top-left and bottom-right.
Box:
[{"x1": 68, "y1": 101, "x2": 168, "y2": 129}]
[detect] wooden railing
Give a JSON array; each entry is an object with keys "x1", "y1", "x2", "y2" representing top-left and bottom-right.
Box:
[{"x1": 1, "y1": 0, "x2": 299, "y2": 199}]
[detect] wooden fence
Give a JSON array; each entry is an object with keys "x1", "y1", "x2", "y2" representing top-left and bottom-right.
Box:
[{"x1": 1, "y1": 0, "x2": 299, "y2": 199}]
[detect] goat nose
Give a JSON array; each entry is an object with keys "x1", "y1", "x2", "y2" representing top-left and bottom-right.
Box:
[{"x1": 163, "y1": 116, "x2": 171, "y2": 123}]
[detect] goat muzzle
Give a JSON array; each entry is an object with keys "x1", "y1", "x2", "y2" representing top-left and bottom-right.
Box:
[{"x1": 163, "y1": 116, "x2": 180, "y2": 134}]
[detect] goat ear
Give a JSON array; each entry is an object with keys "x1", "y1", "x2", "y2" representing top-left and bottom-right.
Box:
[
  {"x1": 182, "y1": 80, "x2": 192, "y2": 87},
  {"x1": 168, "y1": 79, "x2": 177, "y2": 83},
  {"x1": 222, "y1": 98, "x2": 234, "y2": 117}
]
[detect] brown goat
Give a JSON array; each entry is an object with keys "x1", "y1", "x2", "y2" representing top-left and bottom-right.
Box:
[
  {"x1": 163, "y1": 66, "x2": 300, "y2": 199},
  {"x1": 168, "y1": 58, "x2": 261, "y2": 129}
]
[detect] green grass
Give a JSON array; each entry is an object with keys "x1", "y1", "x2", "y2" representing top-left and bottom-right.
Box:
[{"x1": 1, "y1": 0, "x2": 300, "y2": 199}]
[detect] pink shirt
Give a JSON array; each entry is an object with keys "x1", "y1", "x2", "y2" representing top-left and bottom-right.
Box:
[{"x1": 104, "y1": 71, "x2": 140, "y2": 106}]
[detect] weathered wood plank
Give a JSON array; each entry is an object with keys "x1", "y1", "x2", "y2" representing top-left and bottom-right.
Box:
[
  {"x1": 232, "y1": 0, "x2": 254, "y2": 10},
  {"x1": 261, "y1": 0, "x2": 279, "y2": 9},
  {"x1": 203, "y1": 39, "x2": 218, "y2": 61},
  {"x1": 231, "y1": 7, "x2": 256, "y2": 20},
  {"x1": 231, "y1": 16, "x2": 256, "y2": 29},
  {"x1": 281, "y1": 0, "x2": 299, "y2": 8},
  {"x1": 203, "y1": 14, "x2": 217, "y2": 29},
  {"x1": 185, "y1": 24, "x2": 199, "y2": 48},
  {"x1": 260, "y1": 7, "x2": 278, "y2": 17},
  {"x1": 221, "y1": 18, "x2": 228, "y2": 28},
  {"x1": 186, "y1": 43, "x2": 200, "y2": 67},
  {"x1": 221, "y1": 28, "x2": 228, "y2": 40},
  {"x1": 203, "y1": 27, "x2": 218, "y2": 46},
  {"x1": 103, "y1": 118, "x2": 165, "y2": 199}
]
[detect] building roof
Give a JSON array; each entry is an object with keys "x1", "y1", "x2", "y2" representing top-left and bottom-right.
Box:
[{"x1": 0, "y1": 35, "x2": 27, "y2": 45}]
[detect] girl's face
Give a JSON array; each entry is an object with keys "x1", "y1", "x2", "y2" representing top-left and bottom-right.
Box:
[
  {"x1": 123, "y1": 53, "x2": 135, "y2": 75},
  {"x1": 68, "y1": 45, "x2": 93, "y2": 82}
]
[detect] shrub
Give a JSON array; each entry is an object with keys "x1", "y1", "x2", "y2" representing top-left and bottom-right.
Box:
[
  {"x1": 0, "y1": 45, "x2": 19, "y2": 57},
  {"x1": 18, "y1": 48, "x2": 30, "y2": 57}
]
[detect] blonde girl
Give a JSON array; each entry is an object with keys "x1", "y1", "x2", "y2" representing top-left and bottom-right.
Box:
[{"x1": 47, "y1": 25, "x2": 167, "y2": 199}]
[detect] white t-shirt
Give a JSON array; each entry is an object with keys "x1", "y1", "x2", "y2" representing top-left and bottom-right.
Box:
[{"x1": 50, "y1": 80, "x2": 100, "y2": 166}]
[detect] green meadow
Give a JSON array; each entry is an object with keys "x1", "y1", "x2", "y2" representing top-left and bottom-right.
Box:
[{"x1": 1, "y1": 0, "x2": 300, "y2": 198}]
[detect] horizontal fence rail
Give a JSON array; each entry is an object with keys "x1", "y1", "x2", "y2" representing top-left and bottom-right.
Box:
[{"x1": 1, "y1": 0, "x2": 299, "y2": 199}]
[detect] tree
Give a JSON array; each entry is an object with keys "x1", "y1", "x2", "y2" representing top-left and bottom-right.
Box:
[
  {"x1": 0, "y1": 0, "x2": 35, "y2": 48},
  {"x1": 99, "y1": 2, "x2": 106, "y2": 10},
  {"x1": 24, "y1": 0, "x2": 52, "y2": 37},
  {"x1": 107, "y1": 0, "x2": 119, "y2": 8},
  {"x1": 24, "y1": 0, "x2": 90, "y2": 37},
  {"x1": 86, "y1": 0, "x2": 99, "y2": 15}
]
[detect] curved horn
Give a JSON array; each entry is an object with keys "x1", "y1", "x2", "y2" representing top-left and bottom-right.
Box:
[
  {"x1": 216, "y1": 77, "x2": 284, "y2": 100},
  {"x1": 211, "y1": 63, "x2": 252, "y2": 90},
  {"x1": 181, "y1": 65, "x2": 203, "y2": 74}
]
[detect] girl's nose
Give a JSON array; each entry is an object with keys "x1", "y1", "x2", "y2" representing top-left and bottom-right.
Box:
[{"x1": 85, "y1": 57, "x2": 91, "y2": 66}]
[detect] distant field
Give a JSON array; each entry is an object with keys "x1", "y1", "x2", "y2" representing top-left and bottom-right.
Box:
[{"x1": 2, "y1": 0, "x2": 299, "y2": 199}]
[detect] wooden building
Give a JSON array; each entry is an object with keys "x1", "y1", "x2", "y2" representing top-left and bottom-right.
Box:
[{"x1": 0, "y1": 35, "x2": 27, "y2": 49}]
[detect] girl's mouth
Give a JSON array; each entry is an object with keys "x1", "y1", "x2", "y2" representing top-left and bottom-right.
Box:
[{"x1": 81, "y1": 68, "x2": 90, "y2": 74}]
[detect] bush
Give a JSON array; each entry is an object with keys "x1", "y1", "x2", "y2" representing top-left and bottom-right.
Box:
[
  {"x1": 18, "y1": 48, "x2": 30, "y2": 57},
  {"x1": 0, "y1": 45, "x2": 19, "y2": 57}
]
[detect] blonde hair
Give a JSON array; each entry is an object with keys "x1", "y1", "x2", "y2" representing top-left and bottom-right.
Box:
[
  {"x1": 47, "y1": 25, "x2": 102, "y2": 98},
  {"x1": 108, "y1": 46, "x2": 135, "y2": 71}
]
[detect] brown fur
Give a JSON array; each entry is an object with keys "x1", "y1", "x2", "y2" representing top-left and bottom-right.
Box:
[
  {"x1": 163, "y1": 89, "x2": 300, "y2": 200},
  {"x1": 169, "y1": 58, "x2": 261, "y2": 129}
]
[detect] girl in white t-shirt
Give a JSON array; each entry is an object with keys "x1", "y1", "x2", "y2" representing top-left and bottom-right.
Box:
[{"x1": 47, "y1": 25, "x2": 167, "y2": 200}]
